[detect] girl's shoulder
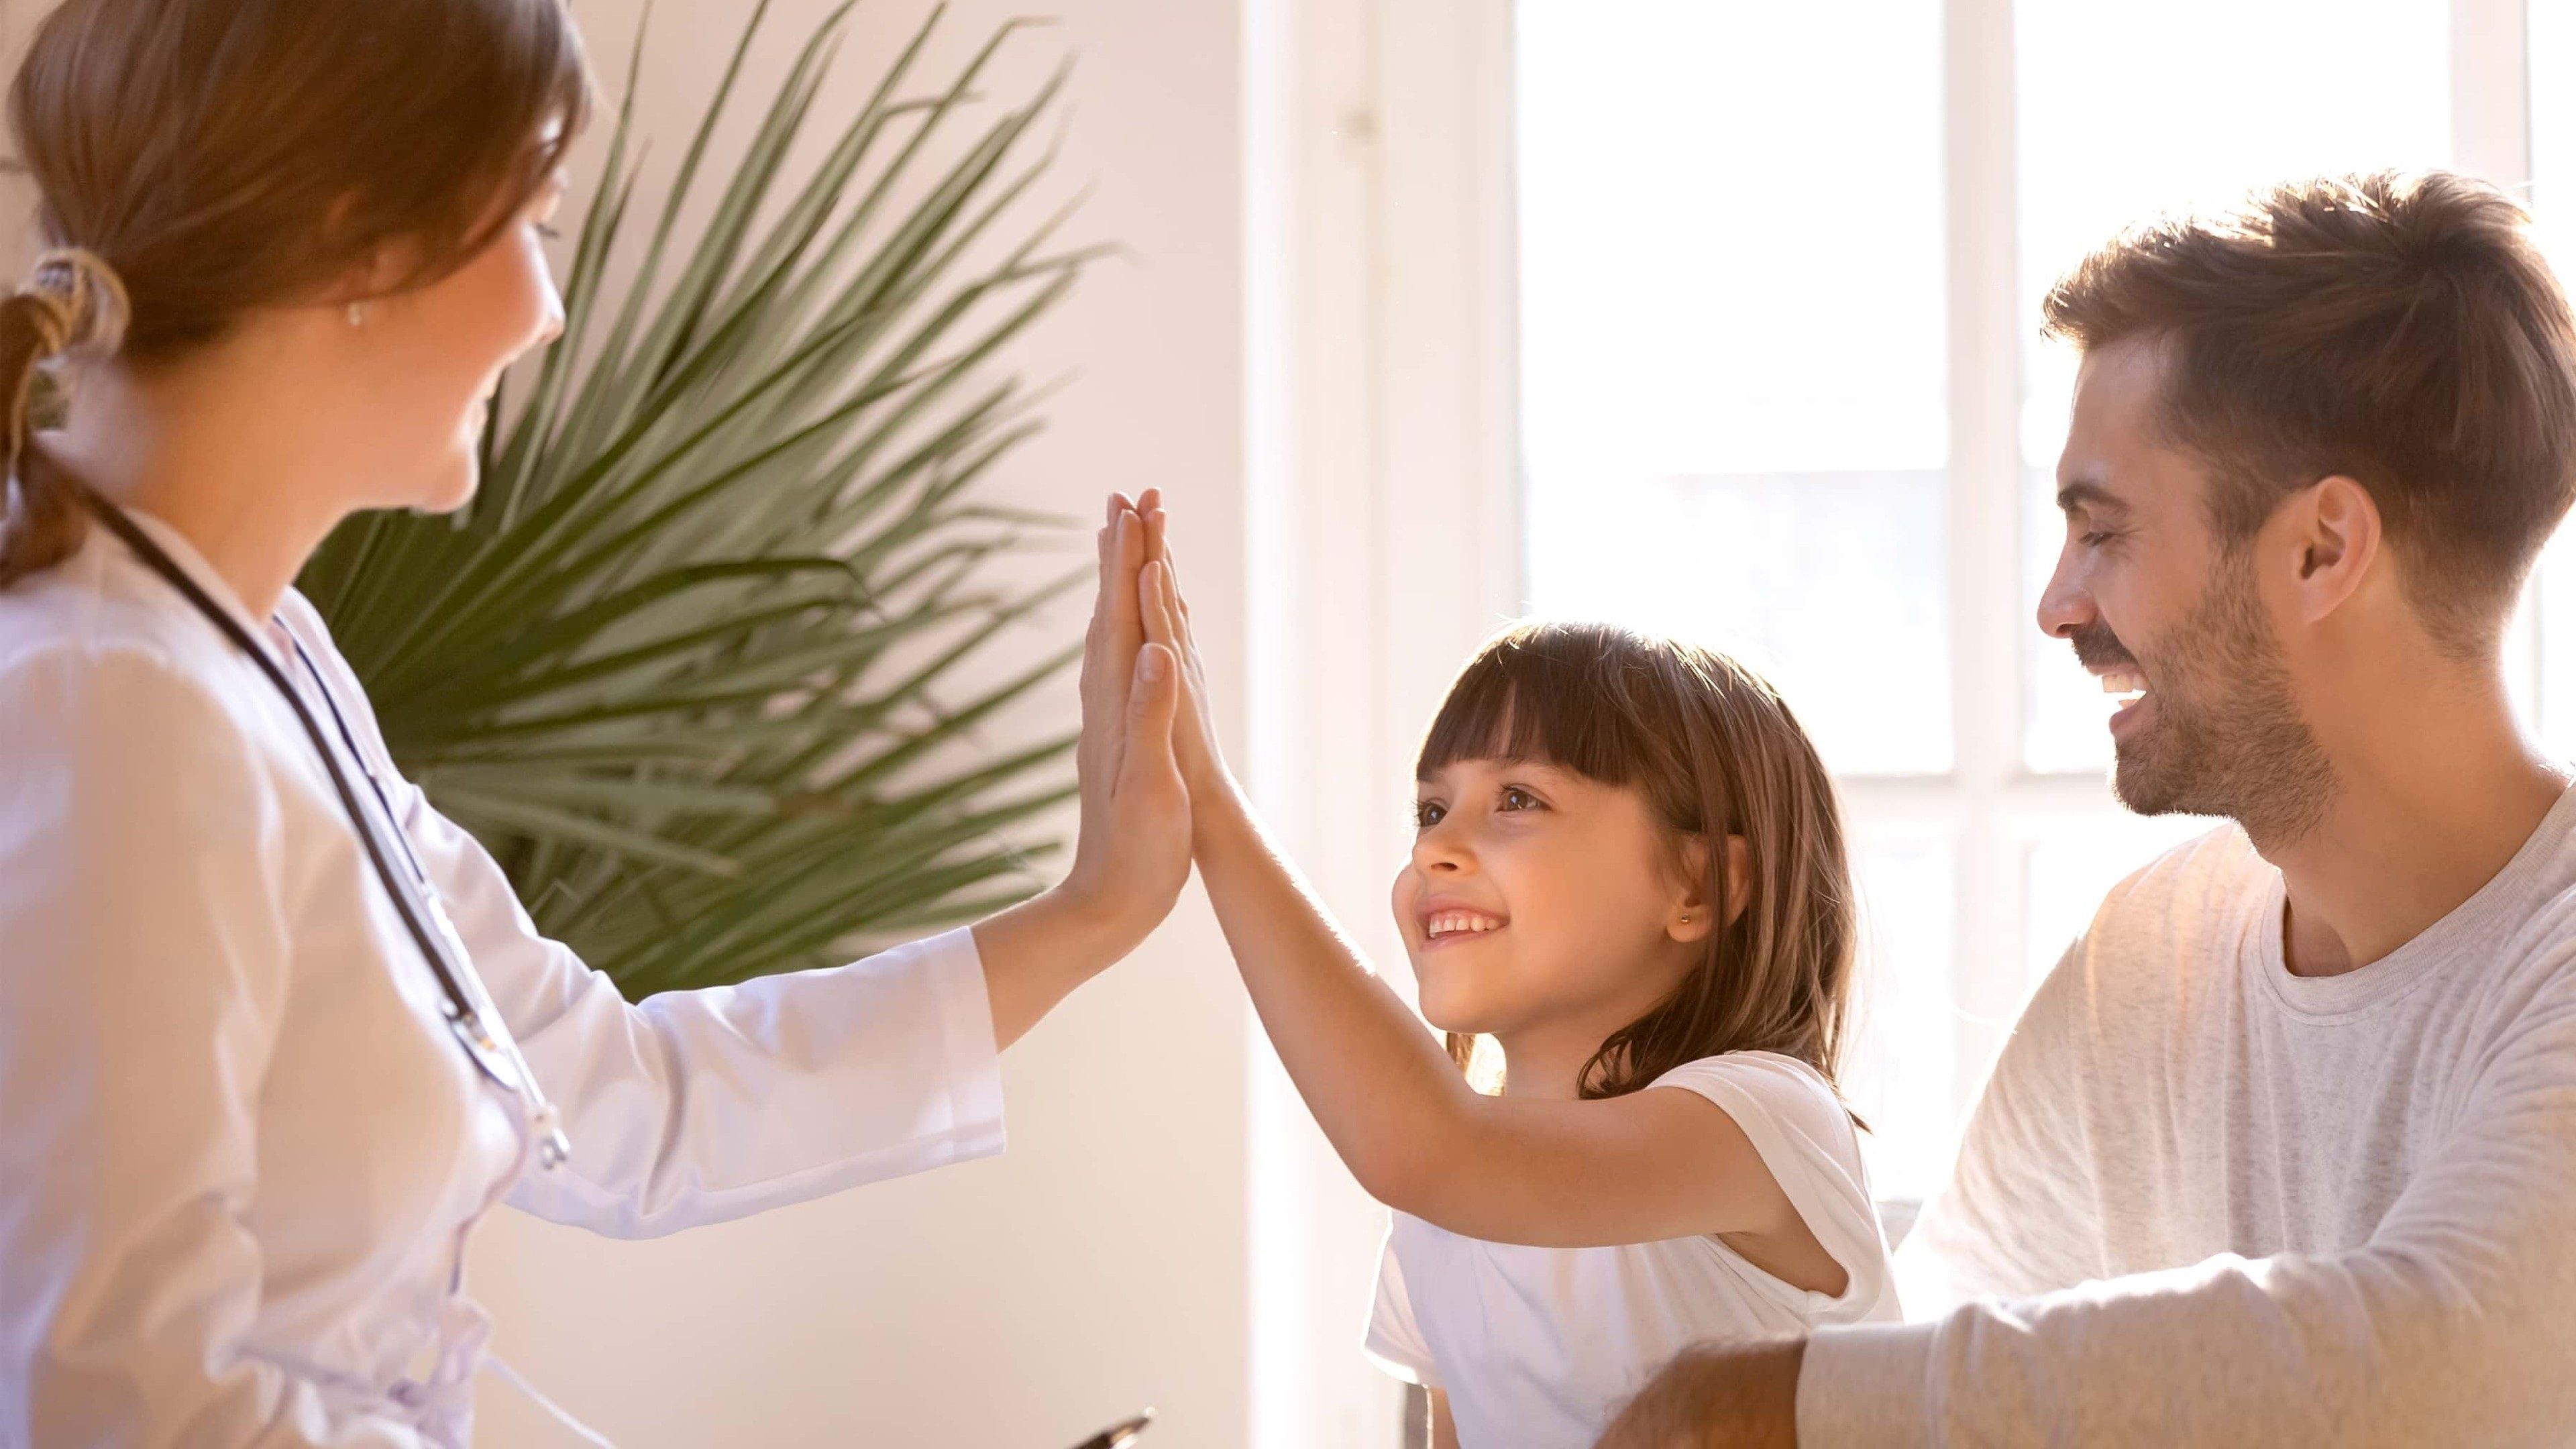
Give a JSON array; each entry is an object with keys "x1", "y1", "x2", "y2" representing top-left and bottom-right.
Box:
[
  {"x1": 1644, "y1": 1051, "x2": 1860, "y2": 1168},
  {"x1": 1646, "y1": 1052, "x2": 1895, "y2": 1315}
]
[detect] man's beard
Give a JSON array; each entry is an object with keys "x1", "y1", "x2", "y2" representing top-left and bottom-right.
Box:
[{"x1": 2071, "y1": 549, "x2": 2338, "y2": 849}]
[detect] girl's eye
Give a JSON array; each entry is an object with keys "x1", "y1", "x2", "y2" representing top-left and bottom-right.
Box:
[
  {"x1": 534, "y1": 223, "x2": 565, "y2": 241},
  {"x1": 1499, "y1": 786, "x2": 1542, "y2": 812},
  {"x1": 1413, "y1": 800, "x2": 1447, "y2": 829}
]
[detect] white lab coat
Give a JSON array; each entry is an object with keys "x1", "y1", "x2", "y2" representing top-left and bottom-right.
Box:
[{"x1": 0, "y1": 512, "x2": 1009, "y2": 1446}]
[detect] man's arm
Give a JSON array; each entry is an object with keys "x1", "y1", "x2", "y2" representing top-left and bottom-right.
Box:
[
  {"x1": 1429, "y1": 1389, "x2": 1460, "y2": 1449},
  {"x1": 1595, "y1": 1341, "x2": 1803, "y2": 1449},
  {"x1": 1608, "y1": 958, "x2": 2576, "y2": 1447}
]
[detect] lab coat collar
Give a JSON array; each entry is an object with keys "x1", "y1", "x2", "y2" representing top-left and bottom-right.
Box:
[{"x1": 107, "y1": 505, "x2": 288, "y2": 660}]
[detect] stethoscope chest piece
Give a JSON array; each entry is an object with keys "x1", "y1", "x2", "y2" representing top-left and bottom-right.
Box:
[{"x1": 445, "y1": 1008, "x2": 570, "y2": 1168}]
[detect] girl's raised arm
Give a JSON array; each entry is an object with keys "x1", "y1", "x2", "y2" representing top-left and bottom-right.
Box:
[{"x1": 1138, "y1": 534, "x2": 1821, "y2": 1264}]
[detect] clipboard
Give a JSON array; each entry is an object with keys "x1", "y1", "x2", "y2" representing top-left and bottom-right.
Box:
[{"x1": 1066, "y1": 1409, "x2": 1154, "y2": 1448}]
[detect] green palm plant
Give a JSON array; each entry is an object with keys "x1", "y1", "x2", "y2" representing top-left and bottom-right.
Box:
[{"x1": 297, "y1": 0, "x2": 1099, "y2": 998}]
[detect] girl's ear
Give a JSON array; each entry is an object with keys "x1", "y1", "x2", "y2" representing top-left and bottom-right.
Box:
[{"x1": 1669, "y1": 835, "x2": 1751, "y2": 943}]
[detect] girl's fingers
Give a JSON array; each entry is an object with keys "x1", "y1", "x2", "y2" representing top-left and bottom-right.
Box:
[
  {"x1": 1123, "y1": 643, "x2": 1179, "y2": 771},
  {"x1": 1157, "y1": 543, "x2": 1198, "y2": 649},
  {"x1": 1138, "y1": 561, "x2": 1176, "y2": 647}
]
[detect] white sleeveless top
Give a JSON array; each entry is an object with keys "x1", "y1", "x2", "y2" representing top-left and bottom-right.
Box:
[{"x1": 1363, "y1": 1051, "x2": 1899, "y2": 1449}]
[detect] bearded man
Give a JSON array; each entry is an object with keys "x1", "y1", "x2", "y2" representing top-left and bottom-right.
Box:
[{"x1": 1602, "y1": 170, "x2": 2576, "y2": 1446}]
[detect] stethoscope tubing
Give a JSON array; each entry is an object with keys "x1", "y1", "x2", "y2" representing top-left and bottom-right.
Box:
[{"x1": 74, "y1": 485, "x2": 570, "y2": 1171}]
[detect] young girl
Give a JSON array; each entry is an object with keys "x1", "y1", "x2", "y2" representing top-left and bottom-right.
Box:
[{"x1": 1132, "y1": 524, "x2": 1897, "y2": 1448}]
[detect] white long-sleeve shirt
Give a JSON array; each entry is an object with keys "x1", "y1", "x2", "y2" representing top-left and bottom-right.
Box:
[
  {"x1": 1797, "y1": 784, "x2": 2576, "y2": 1446},
  {"x1": 0, "y1": 513, "x2": 1007, "y2": 1446}
]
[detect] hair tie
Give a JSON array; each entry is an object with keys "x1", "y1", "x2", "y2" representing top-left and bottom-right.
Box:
[{"x1": 20, "y1": 248, "x2": 130, "y2": 361}]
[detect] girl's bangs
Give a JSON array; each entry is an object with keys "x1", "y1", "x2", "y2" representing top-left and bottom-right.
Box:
[{"x1": 1413, "y1": 626, "x2": 1654, "y2": 788}]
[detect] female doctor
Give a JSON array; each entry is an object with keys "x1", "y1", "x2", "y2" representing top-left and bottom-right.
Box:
[{"x1": 0, "y1": 0, "x2": 1192, "y2": 1443}]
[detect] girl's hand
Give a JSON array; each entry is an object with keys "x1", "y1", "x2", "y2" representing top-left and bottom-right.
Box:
[
  {"x1": 1056, "y1": 492, "x2": 1193, "y2": 934},
  {"x1": 1132, "y1": 512, "x2": 1233, "y2": 810}
]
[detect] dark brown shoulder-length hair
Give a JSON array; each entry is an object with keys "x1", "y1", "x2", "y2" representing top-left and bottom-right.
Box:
[
  {"x1": 0, "y1": 0, "x2": 594, "y2": 587},
  {"x1": 1418, "y1": 622, "x2": 1860, "y2": 1101},
  {"x1": 2043, "y1": 170, "x2": 2576, "y2": 657}
]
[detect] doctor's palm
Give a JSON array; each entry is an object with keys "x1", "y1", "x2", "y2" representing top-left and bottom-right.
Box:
[{"x1": 1061, "y1": 496, "x2": 1192, "y2": 936}]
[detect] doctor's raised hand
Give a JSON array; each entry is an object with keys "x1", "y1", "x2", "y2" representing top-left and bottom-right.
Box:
[
  {"x1": 0, "y1": 1, "x2": 1187, "y2": 1444},
  {"x1": 971, "y1": 488, "x2": 1191, "y2": 1046}
]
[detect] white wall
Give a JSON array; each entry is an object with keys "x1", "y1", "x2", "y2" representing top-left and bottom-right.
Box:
[{"x1": 466, "y1": 2, "x2": 1254, "y2": 1444}]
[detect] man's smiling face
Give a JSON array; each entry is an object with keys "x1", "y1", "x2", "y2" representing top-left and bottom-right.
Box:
[{"x1": 2037, "y1": 336, "x2": 2335, "y2": 843}]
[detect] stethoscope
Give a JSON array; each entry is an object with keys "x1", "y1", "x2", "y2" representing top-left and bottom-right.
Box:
[{"x1": 79, "y1": 487, "x2": 572, "y2": 1171}]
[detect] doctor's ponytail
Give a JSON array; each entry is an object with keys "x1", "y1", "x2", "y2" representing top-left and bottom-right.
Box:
[
  {"x1": 0, "y1": 250, "x2": 128, "y2": 588},
  {"x1": 0, "y1": 0, "x2": 592, "y2": 590}
]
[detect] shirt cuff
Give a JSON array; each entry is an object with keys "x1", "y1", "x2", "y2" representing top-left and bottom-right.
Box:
[
  {"x1": 1796, "y1": 1321, "x2": 1937, "y2": 1448},
  {"x1": 922, "y1": 925, "x2": 1007, "y2": 1166}
]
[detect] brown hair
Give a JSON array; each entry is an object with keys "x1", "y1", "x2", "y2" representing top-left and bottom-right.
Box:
[
  {"x1": 1417, "y1": 622, "x2": 1860, "y2": 1100},
  {"x1": 0, "y1": 0, "x2": 593, "y2": 587},
  {"x1": 2043, "y1": 170, "x2": 2576, "y2": 655}
]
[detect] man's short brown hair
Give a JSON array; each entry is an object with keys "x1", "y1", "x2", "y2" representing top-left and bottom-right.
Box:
[{"x1": 2043, "y1": 170, "x2": 2576, "y2": 655}]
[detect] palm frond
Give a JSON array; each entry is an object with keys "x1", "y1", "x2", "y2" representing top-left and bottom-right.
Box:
[{"x1": 301, "y1": 3, "x2": 1087, "y2": 997}]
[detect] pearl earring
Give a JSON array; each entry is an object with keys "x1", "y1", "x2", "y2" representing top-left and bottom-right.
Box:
[{"x1": 346, "y1": 300, "x2": 368, "y2": 327}]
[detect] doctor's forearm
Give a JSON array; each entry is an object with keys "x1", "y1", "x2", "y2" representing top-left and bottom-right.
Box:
[{"x1": 973, "y1": 884, "x2": 1155, "y2": 1050}]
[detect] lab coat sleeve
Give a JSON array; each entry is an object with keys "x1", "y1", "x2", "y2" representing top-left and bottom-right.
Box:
[
  {"x1": 371, "y1": 738, "x2": 1007, "y2": 1238},
  {"x1": 0, "y1": 644, "x2": 426, "y2": 1447},
  {"x1": 271, "y1": 591, "x2": 1007, "y2": 1237}
]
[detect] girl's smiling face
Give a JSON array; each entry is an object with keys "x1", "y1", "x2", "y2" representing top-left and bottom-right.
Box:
[{"x1": 1393, "y1": 755, "x2": 1708, "y2": 1055}]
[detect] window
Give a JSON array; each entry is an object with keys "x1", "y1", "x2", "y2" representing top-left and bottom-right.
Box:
[
  {"x1": 2528, "y1": 3, "x2": 2576, "y2": 755},
  {"x1": 1517, "y1": 0, "x2": 1969, "y2": 1193},
  {"x1": 1513, "y1": 0, "x2": 2520, "y2": 1199},
  {"x1": 1518, "y1": 0, "x2": 1952, "y2": 776}
]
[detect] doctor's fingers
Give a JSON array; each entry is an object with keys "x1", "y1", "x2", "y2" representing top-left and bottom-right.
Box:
[
  {"x1": 1082, "y1": 506, "x2": 1140, "y2": 673},
  {"x1": 1075, "y1": 523, "x2": 1116, "y2": 789},
  {"x1": 1080, "y1": 510, "x2": 1151, "y2": 767},
  {"x1": 1104, "y1": 505, "x2": 1148, "y2": 658},
  {"x1": 1083, "y1": 499, "x2": 1148, "y2": 658}
]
